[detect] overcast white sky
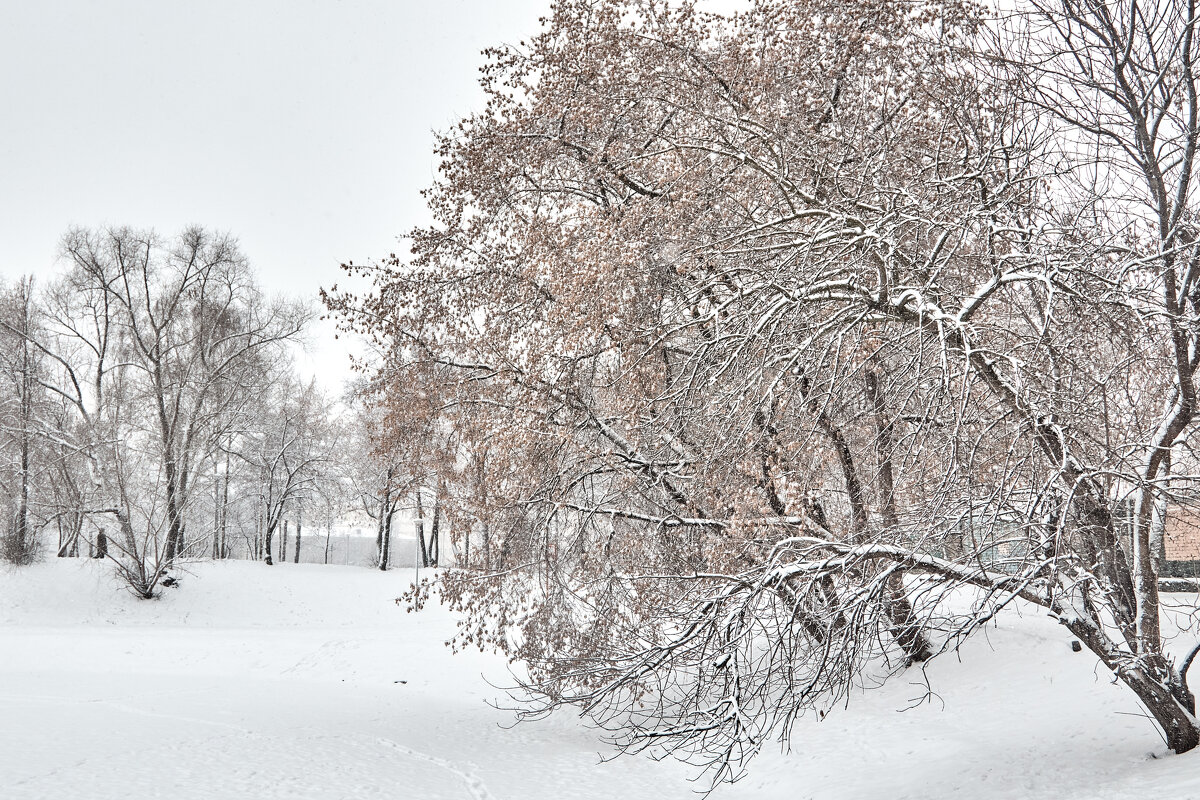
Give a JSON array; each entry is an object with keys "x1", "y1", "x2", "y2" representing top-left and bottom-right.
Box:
[{"x1": 0, "y1": 0, "x2": 551, "y2": 386}]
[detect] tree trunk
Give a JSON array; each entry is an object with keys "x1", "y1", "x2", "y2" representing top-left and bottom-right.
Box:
[
  {"x1": 380, "y1": 509, "x2": 393, "y2": 571},
  {"x1": 483, "y1": 520, "x2": 491, "y2": 572},
  {"x1": 293, "y1": 508, "x2": 302, "y2": 564},
  {"x1": 324, "y1": 521, "x2": 332, "y2": 565},
  {"x1": 9, "y1": 292, "x2": 34, "y2": 565},
  {"x1": 1067, "y1": 617, "x2": 1199, "y2": 752},
  {"x1": 1151, "y1": 453, "x2": 1170, "y2": 572},
  {"x1": 59, "y1": 510, "x2": 81, "y2": 558},
  {"x1": 162, "y1": 456, "x2": 184, "y2": 563},
  {"x1": 281, "y1": 519, "x2": 289, "y2": 564},
  {"x1": 264, "y1": 507, "x2": 277, "y2": 565},
  {"x1": 94, "y1": 528, "x2": 107, "y2": 559},
  {"x1": 377, "y1": 479, "x2": 392, "y2": 568},
  {"x1": 416, "y1": 490, "x2": 429, "y2": 568},
  {"x1": 219, "y1": 452, "x2": 230, "y2": 558},
  {"x1": 10, "y1": 340, "x2": 32, "y2": 564},
  {"x1": 212, "y1": 459, "x2": 221, "y2": 559},
  {"x1": 13, "y1": 422, "x2": 30, "y2": 562},
  {"x1": 430, "y1": 493, "x2": 441, "y2": 568},
  {"x1": 864, "y1": 369, "x2": 933, "y2": 664},
  {"x1": 55, "y1": 510, "x2": 82, "y2": 559}
]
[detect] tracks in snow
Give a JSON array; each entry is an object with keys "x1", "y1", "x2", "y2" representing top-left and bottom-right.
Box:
[{"x1": 378, "y1": 737, "x2": 497, "y2": 800}]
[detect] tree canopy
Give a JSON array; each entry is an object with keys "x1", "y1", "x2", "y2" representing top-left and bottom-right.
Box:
[{"x1": 328, "y1": 0, "x2": 1200, "y2": 782}]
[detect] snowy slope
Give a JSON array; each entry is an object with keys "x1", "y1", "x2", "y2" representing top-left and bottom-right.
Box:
[{"x1": 1, "y1": 560, "x2": 1199, "y2": 799}]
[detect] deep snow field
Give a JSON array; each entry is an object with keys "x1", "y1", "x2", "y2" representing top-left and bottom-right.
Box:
[{"x1": 3, "y1": 560, "x2": 1200, "y2": 800}]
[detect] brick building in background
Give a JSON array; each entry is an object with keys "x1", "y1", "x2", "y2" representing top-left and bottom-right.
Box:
[{"x1": 1165, "y1": 502, "x2": 1200, "y2": 570}]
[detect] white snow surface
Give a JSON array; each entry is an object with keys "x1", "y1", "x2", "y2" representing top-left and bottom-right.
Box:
[{"x1": 3, "y1": 560, "x2": 1200, "y2": 799}]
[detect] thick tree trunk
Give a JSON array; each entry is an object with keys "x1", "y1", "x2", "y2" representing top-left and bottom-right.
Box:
[
  {"x1": 1152, "y1": 504, "x2": 1168, "y2": 571},
  {"x1": 163, "y1": 457, "x2": 184, "y2": 563},
  {"x1": 264, "y1": 514, "x2": 277, "y2": 565},
  {"x1": 280, "y1": 519, "x2": 289, "y2": 564},
  {"x1": 377, "y1": 480, "x2": 392, "y2": 569},
  {"x1": 865, "y1": 369, "x2": 932, "y2": 664},
  {"x1": 380, "y1": 510, "x2": 393, "y2": 571},
  {"x1": 1061, "y1": 608, "x2": 1199, "y2": 754}
]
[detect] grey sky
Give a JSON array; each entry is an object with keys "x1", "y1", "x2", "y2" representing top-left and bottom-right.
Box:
[{"x1": 0, "y1": 0, "x2": 551, "y2": 385}]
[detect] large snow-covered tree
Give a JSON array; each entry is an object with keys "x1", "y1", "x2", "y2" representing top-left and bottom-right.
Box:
[{"x1": 330, "y1": 0, "x2": 1200, "y2": 779}]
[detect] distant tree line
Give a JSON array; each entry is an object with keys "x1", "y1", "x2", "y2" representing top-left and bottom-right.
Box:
[{"x1": 0, "y1": 226, "x2": 453, "y2": 594}]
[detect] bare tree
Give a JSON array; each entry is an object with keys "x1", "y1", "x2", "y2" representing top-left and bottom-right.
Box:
[
  {"x1": 62, "y1": 227, "x2": 310, "y2": 563},
  {"x1": 343, "y1": 403, "x2": 414, "y2": 571},
  {"x1": 244, "y1": 376, "x2": 336, "y2": 566},
  {"x1": 0, "y1": 277, "x2": 45, "y2": 563},
  {"x1": 11, "y1": 227, "x2": 308, "y2": 594}
]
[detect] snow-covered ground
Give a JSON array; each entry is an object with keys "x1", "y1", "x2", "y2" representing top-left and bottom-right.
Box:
[{"x1": 2, "y1": 560, "x2": 1200, "y2": 799}]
